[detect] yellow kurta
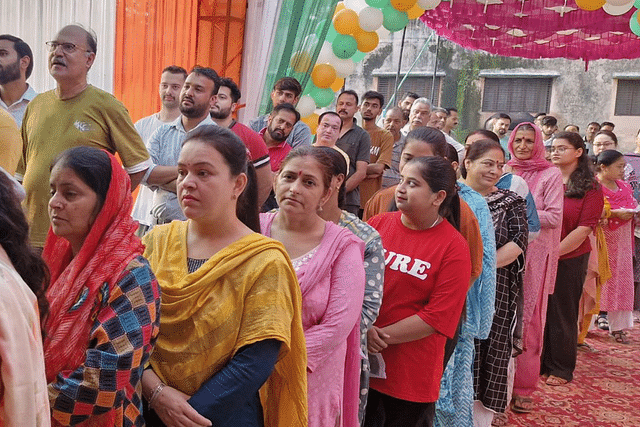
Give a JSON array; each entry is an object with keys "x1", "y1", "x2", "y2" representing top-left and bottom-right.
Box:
[{"x1": 143, "y1": 221, "x2": 307, "y2": 426}]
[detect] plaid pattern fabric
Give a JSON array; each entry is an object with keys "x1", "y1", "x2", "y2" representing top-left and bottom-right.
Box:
[
  {"x1": 474, "y1": 190, "x2": 528, "y2": 413},
  {"x1": 49, "y1": 256, "x2": 161, "y2": 426}
]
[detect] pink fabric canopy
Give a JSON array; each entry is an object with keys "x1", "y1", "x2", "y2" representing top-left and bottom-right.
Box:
[{"x1": 420, "y1": 0, "x2": 640, "y2": 63}]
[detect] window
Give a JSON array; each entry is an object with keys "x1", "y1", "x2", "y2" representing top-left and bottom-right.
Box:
[
  {"x1": 376, "y1": 76, "x2": 440, "y2": 106},
  {"x1": 482, "y1": 77, "x2": 552, "y2": 113},
  {"x1": 614, "y1": 79, "x2": 640, "y2": 116}
]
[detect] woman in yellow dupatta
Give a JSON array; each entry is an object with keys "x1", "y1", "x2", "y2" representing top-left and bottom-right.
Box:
[{"x1": 141, "y1": 126, "x2": 307, "y2": 427}]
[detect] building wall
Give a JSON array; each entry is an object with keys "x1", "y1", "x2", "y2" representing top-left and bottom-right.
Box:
[{"x1": 348, "y1": 21, "x2": 640, "y2": 151}]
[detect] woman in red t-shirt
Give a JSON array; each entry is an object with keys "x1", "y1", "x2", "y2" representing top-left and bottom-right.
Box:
[
  {"x1": 542, "y1": 132, "x2": 604, "y2": 386},
  {"x1": 364, "y1": 156, "x2": 471, "y2": 427}
]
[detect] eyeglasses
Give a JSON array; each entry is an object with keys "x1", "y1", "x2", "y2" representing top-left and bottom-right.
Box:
[
  {"x1": 46, "y1": 41, "x2": 91, "y2": 54},
  {"x1": 550, "y1": 146, "x2": 575, "y2": 154},
  {"x1": 593, "y1": 142, "x2": 615, "y2": 148}
]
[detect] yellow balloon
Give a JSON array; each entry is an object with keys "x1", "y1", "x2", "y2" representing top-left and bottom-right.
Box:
[
  {"x1": 333, "y1": 9, "x2": 360, "y2": 35},
  {"x1": 391, "y1": 0, "x2": 418, "y2": 12},
  {"x1": 407, "y1": 4, "x2": 426, "y2": 19},
  {"x1": 334, "y1": 2, "x2": 346, "y2": 17},
  {"x1": 574, "y1": 0, "x2": 605, "y2": 11},
  {"x1": 311, "y1": 64, "x2": 337, "y2": 89},
  {"x1": 301, "y1": 113, "x2": 319, "y2": 134},
  {"x1": 290, "y1": 51, "x2": 313, "y2": 73},
  {"x1": 355, "y1": 30, "x2": 379, "y2": 52},
  {"x1": 331, "y1": 77, "x2": 345, "y2": 92}
]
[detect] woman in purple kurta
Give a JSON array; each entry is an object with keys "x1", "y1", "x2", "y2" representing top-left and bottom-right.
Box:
[
  {"x1": 261, "y1": 146, "x2": 365, "y2": 427},
  {"x1": 508, "y1": 123, "x2": 564, "y2": 412}
]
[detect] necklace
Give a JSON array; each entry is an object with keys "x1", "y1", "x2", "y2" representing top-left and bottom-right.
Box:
[{"x1": 429, "y1": 215, "x2": 441, "y2": 228}]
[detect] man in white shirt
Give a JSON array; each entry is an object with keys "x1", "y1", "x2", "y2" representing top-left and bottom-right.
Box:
[
  {"x1": 0, "y1": 34, "x2": 37, "y2": 126},
  {"x1": 131, "y1": 65, "x2": 187, "y2": 234}
]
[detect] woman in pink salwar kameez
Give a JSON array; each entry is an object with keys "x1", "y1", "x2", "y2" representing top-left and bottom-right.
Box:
[
  {"x1": 261, "y1": 146, "x2": 365, "y2": 427},
  {"x1": 508, "y1": 123, "x2": 564, "y2": 413}
]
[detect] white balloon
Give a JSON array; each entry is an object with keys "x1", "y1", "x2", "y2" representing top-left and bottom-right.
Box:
[
  {"x1": 417, "y1": 0, "x2": 442, "y2": 10},
  {"x1": 359, "y1": 7, "x2": 384, "y2": 32},
  {"x1": 297, "y1": 95, "x2": 317, "y2": 118},
  {"x1": 331, "y1": 58, "x2": 356, "y2": 78},
  {"x1": 344, "y1": 0, "x2": 368, "y2": 13},
  {"x1": 605, "y1": 0, "x2": 633, "y2": 5},
  {"x1": 602, "y1": 0, "x2": 634, "y2": 15},
  {"x1": 376, "y1": 26, "x2": 391, "y2": 41},
  {"x1": 317, "y1": 41, "x2": 338, "y2": 65}
]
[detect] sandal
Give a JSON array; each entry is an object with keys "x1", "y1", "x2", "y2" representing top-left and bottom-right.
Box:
[
  {"x1": 612, "y1": 330, "x2": 629, "y2": 344},
  {"x1": 596, "y1": 315, "x2": 609, "y2": 331},
  {"x1": 545, "y1": 375, "x2": 568, "y2": 386},
  {"x1": 491, "y1": 412, "x2": 509, "y2": 427},
  {"x1": 511, "y1": 395, "x2": 534, "y2": 414}
]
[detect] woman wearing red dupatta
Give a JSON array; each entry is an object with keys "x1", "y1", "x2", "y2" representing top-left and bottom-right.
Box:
[
  {"x1": 508, "y1": 123, "x2": 563, "y2": 413},
  {"x1": 43, "y1": 147, "x2": 161, "y2": 427}
]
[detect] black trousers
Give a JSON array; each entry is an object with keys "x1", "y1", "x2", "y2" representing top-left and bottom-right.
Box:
[
  {"x1": 541, "y1": 253, "x2": 590, "y2": 381},
  {"x1": 364, "y1": 388, "x2": 435, "y2": 427}
]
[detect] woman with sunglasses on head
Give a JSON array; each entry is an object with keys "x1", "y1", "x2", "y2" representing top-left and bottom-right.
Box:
[
  {"x1": 594, "y1": 150, "x2": 637, "y2": 343},
  {"x1": 44, "y1": 146, "x2": 161, "y2": 426},
  {"x1": 261, "y1": 146, "x2": 365, "y2": 427},
  {"x1": 506, "y1": 123, "x2": 564, "y2": 414},
  {"x1": 0, "y1": 169, "x2": 50, "y2": 426},
  {"x1": 460, "y1": 139, "x2": 528, "y2": 427},
  {"x1": 142, "y1": 126, "x2": 307, "y2": 427},
  {"x1": 364, "y1": 156, "x2": 471, "y2": 427},
  {"x1": 541, "y1": 132, "x2": 603, "y2": 386}
]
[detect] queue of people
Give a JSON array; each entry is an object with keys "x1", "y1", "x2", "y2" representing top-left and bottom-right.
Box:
[{"x1": 2, "y1": 23, "x2": 640, "y2": 427}]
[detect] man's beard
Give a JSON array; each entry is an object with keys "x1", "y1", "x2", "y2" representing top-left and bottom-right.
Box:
[
  {"x1": 180, "y1": 102, "x2": 208, "y2": 119},
  {"x1": 268, "y1": 126, "x2": 287, "y2": 142},
  {"x1": 0, "y1": 59, "x2": 20, "y2": 85},
  {"x1": 210, "y1": 106, "x2": 231, "y2": 120}
]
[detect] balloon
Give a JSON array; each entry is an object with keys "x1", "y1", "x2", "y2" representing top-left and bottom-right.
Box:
[
  {"x1": 334, "y1": 2, "x2": 346, "y2": 16},
  {"x1": 351, "y1": 50, "x2": 367, "y2": 62},
  {"x1": 575, "y1": 0, "x2": 606, "y2": 10},
  {"x1": 631, "y1": 10, "x2": 640, "y2": 36},
  {"x1": 382, "y1": 6, "x2": 409, "y2": 32},
  {"x1": 359, "y1": 7, "x2": 385, "y2": 31},
  {"x1": 391, "y1": 0, "x2": 418, "y2": 11},
  {"x1": 290, "y1": 51, "x2": 312, "y2": 73},
  {"x1": 317, "y1": 41, "x2": 337, "y2": 64},
  {"x1": 332, "y1": 34, "x2": 358, "y2": 59},
  {"x1": 407, "y1": 3, "x2": 426, "y2": 19},
  {"x1": 331, "y1": 77, "x2": 346, "y2": 92},
  {"x1": 311, "y1": 63, "x2": 337, "y2": 88},
  {"x1": 366, "y1": 0, "x2": 391, "y2": 7},
  {"x1": 301, "y1": 113, "x2": 320, "y2": 134},
  {"x1": 310, "y1": 87, "x2": 336, "y2": 108},
  {"x1": 332, "y1": 57, "x2": 356, "y2": 78},
  {"x1": 606, "y1": 0, "x2": 633, "y2": 5},
  {"x1": 602, "y1": 0, "x2": 634, "y2": 14},
  {"x1": 635, "y1": 0, "x2": 640, "y2": 8},
  {"x1": 344, "y1": 0, "x2": 369, "y2": 13},
  {"x1": 333, "y1": 9, "x2": 360, "y2": 35},
  {"x1": 355, "y1": 30, "x2": 379, "y2": 52},
  {"x1": 297, "y1": 95, "x2": 316, "y2": 118},
  {"x1": 376, "y1": 26, "x2": 391, "y2": 40},
  {"x1": 417, "y1": 0, "x2": 441, "y2": 10},
  {"x1": 326, "y1": 24, "x2": 338, "y2": 43}
]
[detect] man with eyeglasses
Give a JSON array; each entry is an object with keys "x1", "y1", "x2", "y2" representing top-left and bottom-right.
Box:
[{"x1": 18, "y1": 24, "x2": 151, "y2": 248}]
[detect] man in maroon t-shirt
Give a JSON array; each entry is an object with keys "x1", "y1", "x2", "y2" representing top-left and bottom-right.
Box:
[{"x1": 210, "y1": 77, "x2": 272, "y2": 205}]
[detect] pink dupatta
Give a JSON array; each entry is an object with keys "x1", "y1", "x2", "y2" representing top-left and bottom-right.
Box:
[{"x1": 507, "y1": 122, "x2": 554, "y2": 190}]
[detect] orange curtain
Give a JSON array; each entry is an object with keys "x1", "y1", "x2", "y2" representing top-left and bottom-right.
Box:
[{"x1": 114, "y1": 0, "x2": 247, "y2": 123}]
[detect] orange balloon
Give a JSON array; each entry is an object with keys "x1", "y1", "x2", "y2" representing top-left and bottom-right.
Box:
[
  {"x1": 301, "y1": 113, "x2": 319, "y2": 134},
  {"x1": 290, "y1": 51, "x2": 312, "y2": 73},
  {"x1": 311, "y1": 64, "x2": 337, "y2": 89},
  {"x1": 334, "y1": 2, "x2": 346, "y2": 16},
  {"x1": 333, "y1": 9, "x2": 360, "y2": 35},
  {"x1": 331, "y1": 77, "x2": 345, "y2": 92},
  {"x1": 391, "y1": 0, "x2": 418, "y2": 12},
  {"x1": 574, "y1": 0, "x2": 605, "y2": 11},
  {"x1": 355, "y1": 30, "x2": 379, "y2": 52},
  {"x1": 407, "y1": 4, "x2": 426, "y2": 19}
]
